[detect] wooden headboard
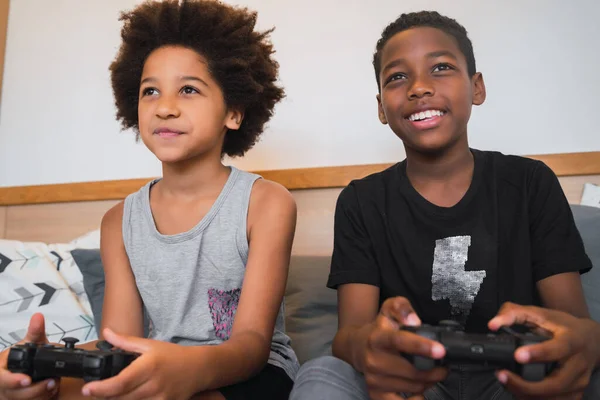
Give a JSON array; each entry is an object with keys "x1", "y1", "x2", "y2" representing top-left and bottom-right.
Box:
[{"x1": 1, "y1": 151, "x2": 599, "y2": 255}]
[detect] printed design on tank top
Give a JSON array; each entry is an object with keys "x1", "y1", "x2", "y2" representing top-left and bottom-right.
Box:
[
  {"x1": 207, "y1": 288, "x2": 241, "y2": 340},
  {"x1": 431, "y1": 235, "x2": 486, "y2": 324}
]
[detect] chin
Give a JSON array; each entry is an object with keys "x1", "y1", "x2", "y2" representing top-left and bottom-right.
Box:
[{"x1": 151, "y1": 149, "x2": 190, "y2": 164}]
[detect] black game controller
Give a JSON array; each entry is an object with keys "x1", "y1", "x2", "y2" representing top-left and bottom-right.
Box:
[
  {"x1": 401, "y1": 320, "x2": 557, "y2": 382},
  {"x1": 7, "y1": 337, "x2": 139, "y2": 382}
]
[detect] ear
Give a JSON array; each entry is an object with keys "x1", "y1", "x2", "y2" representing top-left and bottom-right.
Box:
[
  {"x1": 471, "y1": 72, "x2": 486, "y2": 106},
  {"x1": 376, "y1": 94, "x2": 388, "y2": 125},
  {"x1": 225, "y1": 108, "x2": 244, "y2": 131}
]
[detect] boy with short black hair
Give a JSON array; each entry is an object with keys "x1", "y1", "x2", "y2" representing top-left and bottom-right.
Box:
[{"x1": 290, "y1": 10, "x2": 600, "y2": 400}]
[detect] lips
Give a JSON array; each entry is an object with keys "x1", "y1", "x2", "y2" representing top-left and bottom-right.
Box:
[
  {"x1": 404, "y1": 108, "x2": 447, "y2": 130},
  {"x1": 153, "y1": 127, "x2": 184, "y2": 138}
]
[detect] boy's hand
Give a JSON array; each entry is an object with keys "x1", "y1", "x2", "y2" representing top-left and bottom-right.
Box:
[
  {"x1": 0, "y1": 313, "x2": 59, "y2": 400},
  {"x1": 81, "y1": 328, "x2": 198, "y2": 400},
  {"x1": 489, "y1": 302, "x2": 600, "y2": 399},
  {"x1": 363, "y1": 297, "x2": 448, "y2": 400}
]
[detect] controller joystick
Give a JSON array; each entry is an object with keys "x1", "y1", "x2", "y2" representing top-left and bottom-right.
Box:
[{"x1": 62, "y1": 337, "x2": 79, "y2": 349}]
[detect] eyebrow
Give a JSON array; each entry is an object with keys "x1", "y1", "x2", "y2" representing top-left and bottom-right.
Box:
[
  {"x1": 382, "y1": 50, "x2": 459, "y2": 74},
  {"x1": 140, "y1": 76, "x2": 210, "y2": 87}
]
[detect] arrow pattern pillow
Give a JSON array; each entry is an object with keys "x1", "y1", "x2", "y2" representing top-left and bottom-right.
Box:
[{"x1": 0, "y1": 239, "x2": 98, "y2": 351}]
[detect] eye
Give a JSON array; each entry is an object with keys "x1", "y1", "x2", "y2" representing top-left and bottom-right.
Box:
[
  {"x1": 385, "y1": 73, "x2": 406, "y2": 85},
  {"x1": 432, "y1": 63, "x2": 453, "y2": 73},
  {"x1": 181, "y1": 85, "x2": 200, "y2": 95},
  {"x1": 141, "y1": 87, "x2": 158, "y2": 97}
]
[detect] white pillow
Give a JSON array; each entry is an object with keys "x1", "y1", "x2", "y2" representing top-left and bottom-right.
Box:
[
  {"x1": 0, "y1": 239, "x2": 98, "y2": 351},
  {"x1": 581, "y1": 183, "x2": 600, "y2": 208},
  {"x1": 69, "y1": 229, "x2": 101, "y2": 249}
]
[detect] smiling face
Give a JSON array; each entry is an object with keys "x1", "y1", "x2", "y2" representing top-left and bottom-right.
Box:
[
  {"x1": 376, "y1": 27, "x2": 486, "y2": 155},
  {"x1": 137, "y1": 45, "x2": 243, "y2": 164}
]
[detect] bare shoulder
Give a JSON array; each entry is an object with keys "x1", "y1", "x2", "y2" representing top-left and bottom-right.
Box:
[
  {"x1": 249, "y1": 178, "x2": 296, "y2": 215},
  {"x1": 101, "y1": 201, "x2": 124, "y2": 229},
  {"x1": 100, "y1": 201, "x2": 125, "y2": 243}
]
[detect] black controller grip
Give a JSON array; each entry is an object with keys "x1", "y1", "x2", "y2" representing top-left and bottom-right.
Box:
[
  {"x1": 400, "y1": 322, "x2": 556, "y2": 381},
  {"x1": 7, "y1": 338, "x2": 140, "y2": 383}
]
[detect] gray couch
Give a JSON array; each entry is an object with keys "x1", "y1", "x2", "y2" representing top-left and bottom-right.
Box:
[{"x1": 73, "y1": 204, "x2": 600, "y2": 366}]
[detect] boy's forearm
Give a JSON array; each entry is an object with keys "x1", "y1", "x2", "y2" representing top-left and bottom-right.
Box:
[
  {"x1": 185, "y1": 332, "x2": 271, "y2": 394},
  {"x1": 332, "y1": 322, "x2": 374, "y2": 374}
]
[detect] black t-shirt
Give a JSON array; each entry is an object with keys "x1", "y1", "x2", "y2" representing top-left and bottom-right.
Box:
[{"x1": 327, "y1": 149, "x2": 592, "y2": 332}]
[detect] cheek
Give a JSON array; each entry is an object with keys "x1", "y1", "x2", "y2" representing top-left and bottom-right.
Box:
[{"x1": 137, "y1": 105, "x2": 153, "y2": 133}]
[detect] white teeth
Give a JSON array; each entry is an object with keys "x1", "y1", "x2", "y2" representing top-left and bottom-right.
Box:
[{"x1": 408, "y1": 109, "x2": 445, "y2": 121}]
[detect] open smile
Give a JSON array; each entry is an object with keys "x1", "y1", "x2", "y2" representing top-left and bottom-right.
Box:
[{"x1": 405, "y1": 109, "x2": 446, "y2": 130}]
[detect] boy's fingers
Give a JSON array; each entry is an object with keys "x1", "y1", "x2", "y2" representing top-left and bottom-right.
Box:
[
  {"x1": 4, "y1": 379, "x2": 56, "y2": 399},
  {"x1": 23, "y1": 313, "x2": 48, "y2": 344},
  {"x1": 364, "y1": 346, "x2": 448, "y2": 383},
  {"x1": 514, "y1": 335, "x2": 572, "y2": 364},
  {"x1": 379, "y1": 297, "x2": 421, "y2": 328},
  {"x1": 368, "y1": 390, "x2": 409, "y2": 400},
  {"x1": 0, "y1": 368, "x2": 31, "y2": 390},
  {"x1": 497, "y1": 363, "x2": 581, "y2": 398},
  {"x1": 369, "y1": 328, "x2": 445, "y2": 360},
  {"x1": 488, "y1": 302, "x2": 560, "y2": 333}
]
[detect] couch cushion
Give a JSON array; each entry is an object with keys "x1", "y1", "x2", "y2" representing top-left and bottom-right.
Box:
[
  {"x1": 284, "y1": 256, "x2": 337, "y2": 364},
  {"x1": 71, "y1": 248, "x2": 105, "y2": 334},
  {"x1": 572, "y1": 205, "x2": 600, "y2": 322}
]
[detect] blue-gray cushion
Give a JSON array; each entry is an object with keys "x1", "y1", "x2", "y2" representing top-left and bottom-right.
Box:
[
  {"x1": 571, "y1": 204, "x2": 600, "y2": 322},
  {"x1": 284, "y1": 256, "x2": 338, "y2": 364},
  {"x1": 71, "y1": 248, "x2": 104, "y2": 335}
]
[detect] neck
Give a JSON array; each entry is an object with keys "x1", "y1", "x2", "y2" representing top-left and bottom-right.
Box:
[
  {"x1": 158, "y1": 152, "x2": 230, "y2": 199},
  {"x1": 405, "y1": 138, "x2": 473, "y2": 183}
]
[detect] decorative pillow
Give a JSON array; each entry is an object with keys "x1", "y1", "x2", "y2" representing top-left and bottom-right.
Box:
[
  {"x1": 580, "y1": 183, "x2": 600, "y2": 209},
  {"x1": 70, "y1": 248, "x2": 150, "y2": 338},
  {"x1": 571, "y1": 204, "x2": 600, "y2": 322},
  {"x1": 0, "y1": 240, "x2": 97, "y2": 351},
  {"x1": 71, "y1": 249, "x2": 105, "y2": 335},
  {"x1": 69, "y1": 229, "x2": 101, "y2": 249}
]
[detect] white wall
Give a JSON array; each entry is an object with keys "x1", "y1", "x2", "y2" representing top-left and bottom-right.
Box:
[{"x1": 0, "y1": 0, "x2": 598, "y2": 187}]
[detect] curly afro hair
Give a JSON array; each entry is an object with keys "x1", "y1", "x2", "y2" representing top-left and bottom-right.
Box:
[
  {"x1": 373, "y1": 11, "x2": 477, "y2": 91},
  {"x1": 109, "y1": 0, "x2": 285, "y2": 157}
]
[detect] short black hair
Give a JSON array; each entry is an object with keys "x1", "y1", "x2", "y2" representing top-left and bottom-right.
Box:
[
  {"x1": 109, "y1": 0, "x2": 284, "y2": 157},
  {"x1": 373, "y1": 11, "x2": 477, "y2": 90}
]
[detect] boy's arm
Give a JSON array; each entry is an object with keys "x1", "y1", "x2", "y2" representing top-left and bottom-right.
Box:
[
  {"x1": 97, "y1": 201, "x2": 145, "y2": 338},
  {"x1": 329, "y1": 183, "x2": 384, "y2": 371},
  {"x1": 332, "y1": 283, "x2": 380, "y2": 372},
  {"x1": 537, "y1": 272, "x2": 590, "y2": 318},
  {"x1": 528, "y1": 161, "x2": 593, "y2": 318}
]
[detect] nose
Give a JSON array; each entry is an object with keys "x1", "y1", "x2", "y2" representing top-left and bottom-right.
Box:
[
  {"x1": 155, "y1": 94, "x2": 180, "y2": 119},
  {"x1": 407, "y1": 74, "x2": 435, "y2": 100}
]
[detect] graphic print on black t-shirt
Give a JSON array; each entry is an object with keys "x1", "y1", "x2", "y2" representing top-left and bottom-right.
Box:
[{"x1": 431, "y1": 235, "x2": 486, "y2": 325}]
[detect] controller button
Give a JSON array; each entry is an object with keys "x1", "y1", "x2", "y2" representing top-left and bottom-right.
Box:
[{"x1": 470, "y1": 344, "x2": 484, "y2": 354}]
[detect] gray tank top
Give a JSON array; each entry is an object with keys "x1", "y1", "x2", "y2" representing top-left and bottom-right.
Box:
[{"x1": 122, "y1": 166, "x2": 299, "y2": 380}]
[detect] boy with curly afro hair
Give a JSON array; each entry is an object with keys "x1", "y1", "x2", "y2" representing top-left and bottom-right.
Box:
[{"x1": 0, "y1": 1, "x2": 299, "y2": 400}]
